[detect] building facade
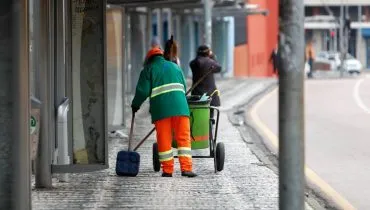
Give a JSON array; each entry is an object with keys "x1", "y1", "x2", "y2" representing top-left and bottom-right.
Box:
[
  {"x1": 304, "y1": 1, "x2": 370, "y2": 69},
  {"x1": 233, "y1": 0, "x2": 279, "y2": 77}
]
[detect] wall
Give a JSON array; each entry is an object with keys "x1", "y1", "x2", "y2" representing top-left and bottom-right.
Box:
[
  {"x1": 246, "y1": 0, "x2": 279, "y2": 77},
  {"x1": 234, "y1": 44, "x2": 248, "y2": 77},
  {"x1": 233, "y1": 13, "x2": 248, "y2": 77},
  {"x1": 106, "y1": 9, "x2": 124, "y2": 127},
  {"x1": 266, "y1": 0, "x2": 279, "y2": 76},
  {"x1": 232, "y1": 0, "x2": 278, "y2": 77}
]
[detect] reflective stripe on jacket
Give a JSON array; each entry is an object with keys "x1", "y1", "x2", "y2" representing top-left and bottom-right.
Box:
[{"x1": 132, "y1": 56, "x2": 190, "y2": 123}]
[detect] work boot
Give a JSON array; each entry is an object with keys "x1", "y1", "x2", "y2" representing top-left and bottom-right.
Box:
[
  {"x1": 181, "y1": 171, "x2": 198, "y2": 177},
  {"x1": 161, "y1": 173, "x2": 172, "y2": 177}
]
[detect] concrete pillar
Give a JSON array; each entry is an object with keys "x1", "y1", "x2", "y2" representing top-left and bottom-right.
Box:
[
  {"x1": 180, "y1": 14, "x2": 190, "y2": 75},
  {"x1": 203, "y1": 0, "x2": 213, "y2": 47},
  {"x1": 188, "y1": 15, "x2": 195, "y2": 77},
  {"x1": 121, "y1": 7, "x2": 127, "y2": 126},
  {"x1": 0, "y1": 0, "x2": 31, "y2": 209},
  {"x1": 131, "y1": 13, "x2": 145, "y2": 91},
  {"x1": 175, "y1": 14, "x2": 181, "y2": 47},
  {"x1": 35, "y1": 0, "x2": 53, "y2": 189},
  {"x1": 156, "y1": 9, "x2": 163, "y2": 47},
  {"x1": 146, "y1": 8, "x2": 152, "y2": 50},
  {"x1": 356, "y1": 6, "x2": 366, "y2": 66},
  {"x1": 225, "y1": 17, "x2": 235, "y2": 78},
  {"x1": 167, "y1": 9, "x2": 173, "y2": 38},
  {"x1": 312, "y1": 30, "x2": 322, "y2": 53},
  {"x1": 106, "y1": 8, "x2": 124, "y2": 127},
  {"x1": 125, "y1": 13, "x2": 132, "y2": 93}
]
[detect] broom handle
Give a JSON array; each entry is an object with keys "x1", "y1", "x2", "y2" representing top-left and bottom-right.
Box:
[
  {"x1": 133, "y1": 66, "x2": 215, "y2": 152},
  {"x1": 128, "y1": 113, "x2": 135, "y2": 151}
]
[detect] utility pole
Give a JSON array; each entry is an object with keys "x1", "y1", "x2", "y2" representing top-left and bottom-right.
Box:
[{"x1": 278, "y1": 0, "x2": 305, "y2": 209}]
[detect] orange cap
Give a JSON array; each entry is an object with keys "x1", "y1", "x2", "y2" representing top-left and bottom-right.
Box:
[{"x1": 145, "y1": 47, "x2": 163, "y2": 60}]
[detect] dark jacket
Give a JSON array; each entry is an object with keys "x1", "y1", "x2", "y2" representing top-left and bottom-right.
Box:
[{"x1": 189, "y1": 55, "x2": 222, "y2": 106}]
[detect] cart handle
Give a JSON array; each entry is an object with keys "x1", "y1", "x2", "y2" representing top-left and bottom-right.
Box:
[{"x1": 209, "y1": 106, "x2": 221, "y2": 143}]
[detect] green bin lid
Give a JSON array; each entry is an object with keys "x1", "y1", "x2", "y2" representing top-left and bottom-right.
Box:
[{"x1": 187, "y1": 94, "x2": 211, "y2": 105}]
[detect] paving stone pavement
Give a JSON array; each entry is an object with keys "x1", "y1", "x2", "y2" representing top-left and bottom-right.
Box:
[{"x1": 32, "y1": 78, "x2": 311, "y2": 210}]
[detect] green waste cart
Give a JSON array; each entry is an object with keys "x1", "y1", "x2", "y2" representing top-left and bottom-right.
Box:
[{"x1": 152, "y1": 95, "x2": 225, "y2": 173}]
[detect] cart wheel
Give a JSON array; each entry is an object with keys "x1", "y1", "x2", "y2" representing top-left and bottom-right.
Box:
[
  {"x1": 152, "y1": 143, "x2": 160, "y2": 172},
  {"x1": 215, "y1": 142, "x2": 225, "y2": 172}
]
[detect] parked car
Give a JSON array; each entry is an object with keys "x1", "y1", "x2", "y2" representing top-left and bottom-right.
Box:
[
  {"x1": 315, "y1": 51, "x2": 363, "y2": 74},
  {"x1": 342, "y1": 53, "x2": 363, "y2": 75}
]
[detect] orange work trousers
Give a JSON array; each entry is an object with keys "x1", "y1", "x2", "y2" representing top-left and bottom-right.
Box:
[{"x1": 154, "y1": 116, "x2": 192, "y2": 174}]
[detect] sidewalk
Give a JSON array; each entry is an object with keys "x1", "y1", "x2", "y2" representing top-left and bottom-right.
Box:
[{"x1": 32, "y1": 78, "x2": 308, "y2": 210}]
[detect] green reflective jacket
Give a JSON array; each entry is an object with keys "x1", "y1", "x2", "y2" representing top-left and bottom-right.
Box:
[{"x1": 131, "y1": 56, "x2": 190, "y2": 123}]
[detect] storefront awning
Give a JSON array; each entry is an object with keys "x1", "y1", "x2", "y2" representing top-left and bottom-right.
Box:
[{"x1": 304, "y1": 22, "x2": 339, "y2": 29}]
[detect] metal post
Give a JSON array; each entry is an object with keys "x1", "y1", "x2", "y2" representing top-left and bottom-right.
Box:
[
  {"x1": 36, "y1": 0, "x2": 53, "y2": 188},
  {"x1": 278, "y1": 0, "x2": 305, "y2": 209},
  {"x1": 146, "y1": 7, "x2": 152, "y2": 50},
  {"x1": 203, "y1": 0, "x2": 213, "y2": 47}
]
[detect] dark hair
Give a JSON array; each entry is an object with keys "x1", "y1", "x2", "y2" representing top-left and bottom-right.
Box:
[
  {"x1": 164, "y1": 35, "x2": 179, "y2": 62},
  {"x1": 197, "y1": 45, "x2": 211, "y2": 57}
]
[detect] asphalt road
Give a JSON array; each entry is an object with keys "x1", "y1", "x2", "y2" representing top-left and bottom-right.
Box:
[{"x1": 255, "y1": 74, "x2": 370, "y2": 209}]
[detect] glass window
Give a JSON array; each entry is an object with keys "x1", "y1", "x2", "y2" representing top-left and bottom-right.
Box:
[{"x1": 71, "y1": 0, "x2": 106, "y2": 165}]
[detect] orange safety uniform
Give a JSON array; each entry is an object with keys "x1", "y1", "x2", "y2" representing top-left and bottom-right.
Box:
[{"x1": 155, "y1": 116, "x2": 192, "y2": 174}]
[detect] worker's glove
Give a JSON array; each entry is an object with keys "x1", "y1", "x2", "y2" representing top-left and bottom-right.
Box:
[{"x1": 131, "y1": 105, "x2": 139, "y2": 113}]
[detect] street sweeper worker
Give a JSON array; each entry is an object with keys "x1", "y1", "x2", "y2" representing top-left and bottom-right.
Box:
[{"x1": 131, "y1": 47, "x2": 197, "y2": 178}]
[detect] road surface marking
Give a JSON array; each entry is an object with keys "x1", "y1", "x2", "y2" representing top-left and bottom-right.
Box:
[
  {"x1": 353, "y1": 78, "x2": 370, "y2": 114},
  {"x1": 249, "y1": 87, "x2": 356, "y2": 210}
]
